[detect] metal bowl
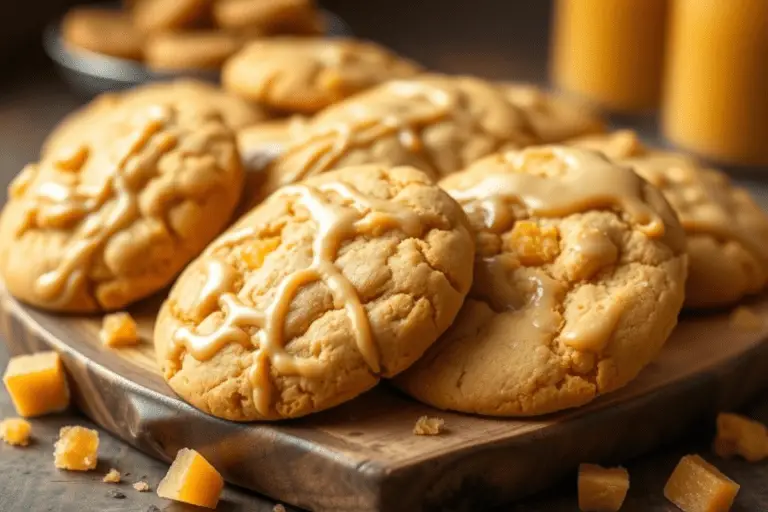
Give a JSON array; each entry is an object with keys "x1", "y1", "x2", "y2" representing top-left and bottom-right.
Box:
[{"x1": 44, "y1": 6, "x2": 353, "y2": 97}]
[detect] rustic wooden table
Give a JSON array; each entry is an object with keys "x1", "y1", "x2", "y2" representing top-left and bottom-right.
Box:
[{"x1": 2, "y1": 12, "x2": 768, "y2": 507}]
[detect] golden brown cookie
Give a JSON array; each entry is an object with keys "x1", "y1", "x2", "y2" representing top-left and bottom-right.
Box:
[
  {"x1": 242, "y1": 76, "x2": 606, "y2": 207},
  {"x1": 246, "y1": 75, "x2": 538, "y2": 204},
  {"x1": 132, "y1": 0, "x2": 210, "y2": 34},
  {"x1": 154, "y1": 164, "x2": 475, "y2": 421},
  {"x1": 395, "y1": 146, "x2": 688, "y2": 416},
  {"x1": 570, "y1": 130, "x2": 768, "y2": 308},
  {"x1": 502, "y1": 83, "x2": 605, "y2": 142},
  {"x1": 145, "y1": 31, "x2": 243, "y2": 71},
  {"x1": 62, "y1": 8, "x2": 144, "y2": 61},
  {"x1": 42, "y1": 80, "x2": 268, "y2": 157},
  {"x1": 213, "y1": 0, "x2": 323, "y2": 34},
  {"x1": 0, "y1": 105, "x2": 244, "y2": 312},
  {"x1": 222, "y1": 38, "x2": 422, "y2": 114}
]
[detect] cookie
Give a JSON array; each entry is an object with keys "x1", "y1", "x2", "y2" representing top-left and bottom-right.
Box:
[
  {"x1": 213, "y1": 0, "x2": 322, "y2": 34},
  {"x1": 395, "y1": 146, "x2": 688, "y2": 416},
  {"x1": 245, "y1": 75, "x2": 539, "y2": 205},
  {"x1": 132, "y1": 0, "x2": 210, "y2": 33},
  {"x1": 43, "y1": 80, "x2": 267, "y2": 157},
  {"x1": 502, "y1": 83, "x2": 605, "y2": 142},
  {"x1": 145, "y1": 31, "x2": 243, "y2": 71},
  {"x1": 154, "y1": 164, "x2": 474, "y2": 420},
  {"x1": 570, "y1": 130, "x2": 768, "y2": 308},
  {"x1": 0, "y1": 105, "x2": 244, "y2": 312},
  {"x1": 222, "y1": 38, "x2": 422, "y2": 114},
  {"x1": 62, "y1": 8, "x2": 144, "y2": 61}
]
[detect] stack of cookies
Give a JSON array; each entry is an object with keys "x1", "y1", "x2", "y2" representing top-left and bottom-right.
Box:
[
  {"x1": 3, "y1": 36, "x2": 768, "y2": 423},
  {"x1": 62, "y1": 0, "x2": 325, "y2": 72}
]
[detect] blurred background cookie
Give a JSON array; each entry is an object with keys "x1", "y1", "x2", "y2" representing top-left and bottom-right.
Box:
[
  {"x1": 213, "y1": 0, "x2": 323, "y2": 35},
  {"x1": 131, "y1": 0, "x2": 211, "y2": 34},
  {"x1": 222, "y1": 37, "x2": 422, "y2": 114},
  {"x1": 145, "y1": 31, "x2": 243, "y2": 72},
  {"x1": 62, "y1": 7, "x2": 144, "y2": 60}
]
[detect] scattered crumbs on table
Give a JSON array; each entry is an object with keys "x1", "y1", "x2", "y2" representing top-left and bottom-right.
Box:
[
  {"x1": 106, "y1": 489, "x2": 126, "y2": 499},
  {"x1": 102, "y1": 468, "x2": 121, "y2": 483},
  {"x1": 133, "y1": 481, "x2": 151, "y2": 492},
  {"x1": 413, "y1": 416, "x2": 446, "y2": 436}
]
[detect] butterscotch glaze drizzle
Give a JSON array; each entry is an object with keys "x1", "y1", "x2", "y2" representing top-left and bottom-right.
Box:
[
  {"x1": 29, "y1": 108, "x2": 174, "y2": 302},
  {"x1": 172, "y1": 179, "x2": 425, "y2": 416},
  {"x1": 448, "y1": 147, "x2": 665, "y2": 237},
  {"x1": 447, "y1": 146, "x2": 673, "y2": 358},
  {"x1": 276, "y1": 80, "x2": 456, "y2": 185}
]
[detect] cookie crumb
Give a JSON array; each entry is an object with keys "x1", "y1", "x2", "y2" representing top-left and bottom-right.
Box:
[
  {"x1": 103, "y1": 468, "x2": 121, "y2": 483},
  {"x1": 273, "y1": 505, "x2": 287, "y2": 512},
  {"x1": 729, "y1": 306, "x2": 762, "y2": 331},
  {"x1": 0, "y1": 417, "x2": 32, "y2": 446},
  {"x1": 413, "y1": 416, "x2": 445, "y2": 436},
  {"x1": 100, "y1": 312, "x2": 140, "y2": 347},
  {"x1": 133, "y1": 481, "x2": 151, "y2": 492},
  {"x1": 714, "y1": 412, "x2": 768, "y2": 462},
  {"x1": 107, "y1": 489, "x2": 126, "y2": 499}
]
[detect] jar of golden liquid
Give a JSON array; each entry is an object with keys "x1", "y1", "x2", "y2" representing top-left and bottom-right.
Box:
[
  {"x1": 662, "y1": 0, "x2": 768, "y2": 165},
  {"x1": 550, "y1": 0, "x2": 668, "y2": 113}
]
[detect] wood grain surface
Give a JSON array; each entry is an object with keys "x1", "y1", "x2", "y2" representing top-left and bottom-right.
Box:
[{"x1": 3, "y1": 282, "x2": 768, "y2": 511}]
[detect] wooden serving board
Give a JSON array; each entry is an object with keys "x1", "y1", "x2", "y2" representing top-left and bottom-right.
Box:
[{"x1": 2, "y1": 286, "x2": 768, "y2": 512}]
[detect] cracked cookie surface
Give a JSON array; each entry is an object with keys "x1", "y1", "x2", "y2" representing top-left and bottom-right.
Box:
[
  {"x1": 222, "y1": 37, "x2": 422, "y2": 114},
  {"x1": 570, "y1": 130, "x2": 768, "y2": 308},
  {"x1": 154, "y1": 164, "x2": 474, "y2": 421},
  {"x1": 0, "y1": 104, "x2": 243, "y2": 312},
  {"x1": 42, "y1": 80, "x2": 268, "y2": 157},
  {"x1": 244, "y1": 75, "x2": 604, "y2": 206},
  {"x1": 395, "y1": 146, "x2": 687, "y2": 416}
]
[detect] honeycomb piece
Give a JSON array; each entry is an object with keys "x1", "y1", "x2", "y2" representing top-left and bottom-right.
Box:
[{"x1": 54, "y1": 426, "x2": 99, "y2": 471}]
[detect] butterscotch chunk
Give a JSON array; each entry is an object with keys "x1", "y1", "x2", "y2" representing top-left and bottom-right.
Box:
[
  {"x1": 729, "y1": 307, "x2": 763, "y2": 331},
  {"x1": 664, "y1": 455, "x2": 739, "y2": 512},
  {"x1": 714, "y1": 412, "x2": 768, "y2": 462},
  {"x1": 3, "y1": 352, "x2": 70, "y2": 417},
  {"x1": 578, "y1": 464, "x2": 629, "y2": 512},
  {"x1": 413, "y1": 416, "x2": 445, "y2": 436},
  {"x1": 100, "y1": 312, "x2": 140, "y2": 348},
  {"x1": 241, "y1": 238, "x2": 281, "y2": 269},
  {"x1": 54, "y1": 426, "x2": 99, "y2": 471},
  {"x1": 133, "y1": 481, "x2": 151, "y2": 492},
  {"x1": 157, "y1": 448, "x2": 223, "y2": 509},
  {"x1": 0, "y1": 418, "x2": 32, "y2": 446},
  {"x1": 103, "y1": 468, "x2": 122, "y2": 483},
  {"x1": 273, "y1": 505, "x2": 287, "y2": 512},
  {"x1": 508, "y1": 220, "x2": 560, "y2": 266}
]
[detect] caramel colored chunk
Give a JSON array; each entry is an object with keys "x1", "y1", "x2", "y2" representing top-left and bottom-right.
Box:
[
  {"x1": 157, "y1": 448, "x2": 224, "y2": 509},
  {"x1": 273, "y1": 505, "x2": 287, "y2": 512},
  {"x1": 664, "y1": 455, "x2": 739, "y2": 512},
  {"x1": 3, "y1": 352, "x2": 70, "y2": 417},
  {"x1": 508, "y1": 221, "x2": 560, "y2": 266},
  {"x1": 0, "y1": 417, "x2": 32, "y2": 446},
  {"x1": 578, "y1": 464, "x2": 629, "y2": 512},
  {"x1": 714, "y1": 413, "x2": 768, "y2": 462},
  {"x1": 54, "y1": 426, "x2": 99, "y2": 471},
  {"x1": 100, "y1": 312, "x2": 140, "y2": 347},
  {"x1": 729, "y1": 307, "x2": 763, "y2": 331},
  {"x1": 241, "y1": 237, "x2": 280, "y2": 269},
  {"x1": 413, "y1": 416, "x2": 445, "y2": 436},
  {"x1": 103, "y1": 468, "x2": 121, "y2": 483},
  {"x1": 133, "y1": 481, "x2": 151, "y2": 492}
]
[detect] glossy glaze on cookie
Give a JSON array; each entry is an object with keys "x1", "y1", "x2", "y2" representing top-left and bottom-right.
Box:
[
  {"x1": 155, "y1": 165, "x2": 474, "y2": 421},
  {"x1": 396, "y1": 146, "x2": 688, "y2": 416}
]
